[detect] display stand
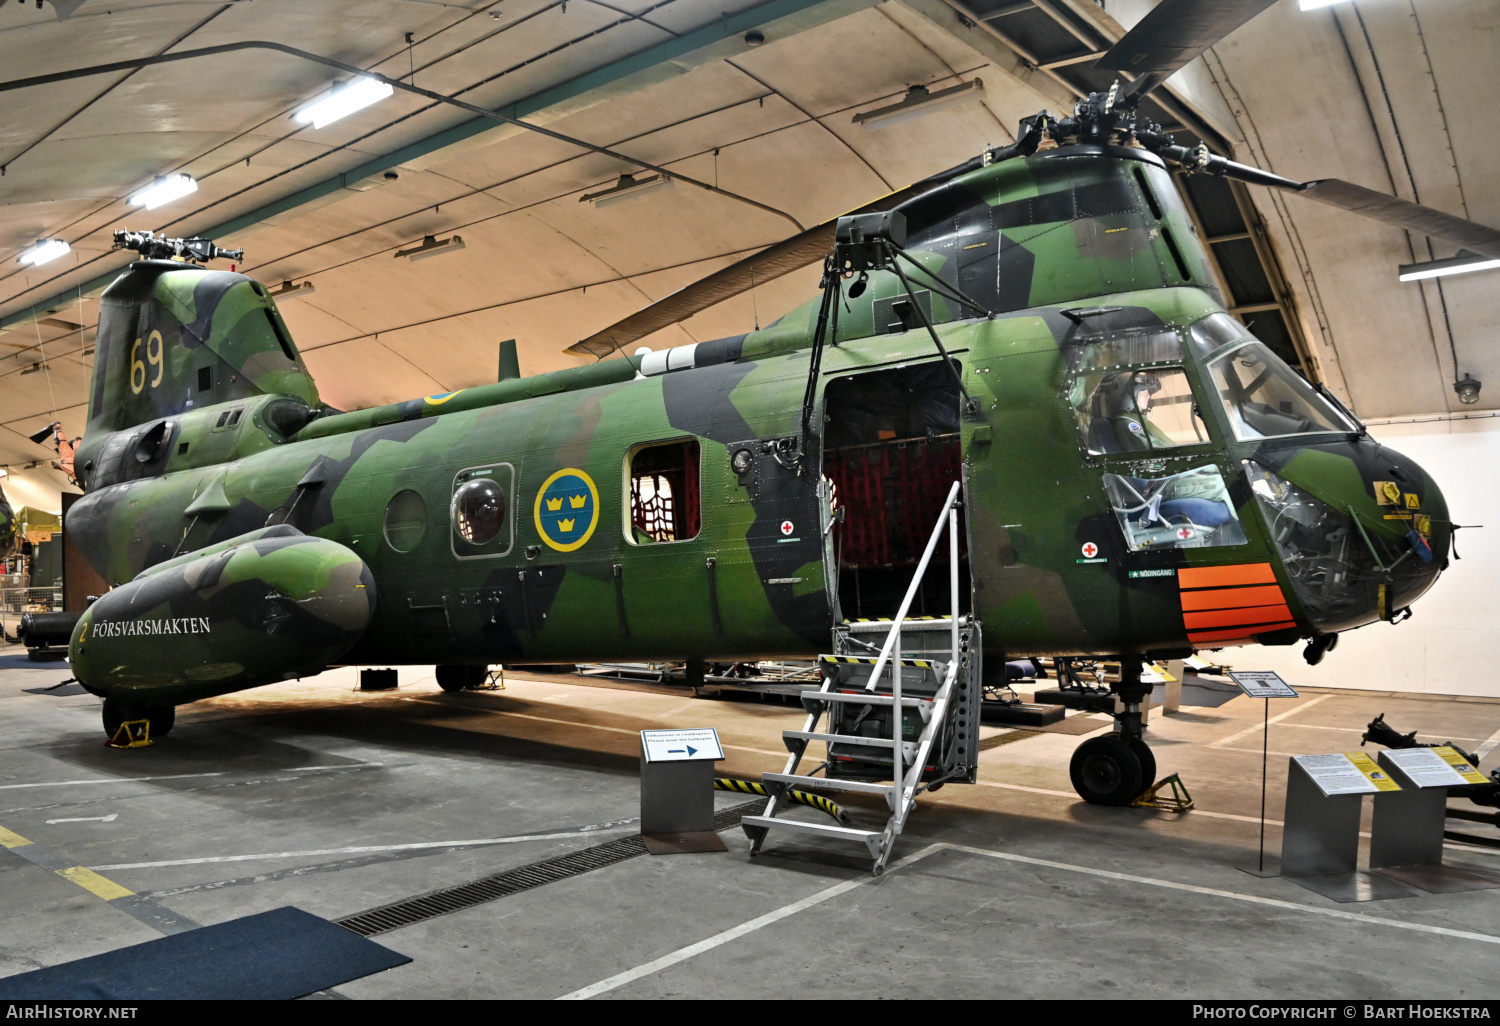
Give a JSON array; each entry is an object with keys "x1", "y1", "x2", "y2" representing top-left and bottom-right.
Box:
[
  {"x1": 1280, "y1": 752, "x2": 1413, "y2": 902},
  {"x1": 1226, "y1": 670, "x2": 1298, "y2": 876},
  {"x1": 639, "y1": 728, "x2": 727, "y2": 854},
  {"x1": 1371, "y1": 747, "x2": 1500, "y2": 893}
]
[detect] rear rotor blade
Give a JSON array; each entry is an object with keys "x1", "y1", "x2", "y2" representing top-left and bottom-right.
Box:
[
  {"x1": 1300, "y1": 180, "x2": 1500, "y2": 260},
  {"x1": 1097, "y1": 0, "x2": 1278, "y2": 86}
]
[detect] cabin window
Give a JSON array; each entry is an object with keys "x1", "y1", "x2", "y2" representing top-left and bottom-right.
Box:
[
  {"x1": 628, "y1": 441, "x2": 700, "y2": 544},
  {"x1": 1207, "y1": 341, "x2": 1352, "y2": 440},
  {"x1": 383, "y1": 489, "x2": 428, "y2": 553},
  {"x1": 450, "y1": 464, "x2": 514, "y2": 558},
  {"x1": 1102, "y1": 465, "x2": 1248, "y2": 552}
]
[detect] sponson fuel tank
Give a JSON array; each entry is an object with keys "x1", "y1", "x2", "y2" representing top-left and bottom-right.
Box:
[{"x1": 70, "y1": 526, "x2": 375, "y2": 707}]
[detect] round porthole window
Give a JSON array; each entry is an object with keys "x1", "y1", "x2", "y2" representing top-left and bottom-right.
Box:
[
  {"x1": 451, "y1": 478, "x2": 506, "y2": 546},
  {"x1": 383, "y1": 489, "x2": 427, "y2": 552}
]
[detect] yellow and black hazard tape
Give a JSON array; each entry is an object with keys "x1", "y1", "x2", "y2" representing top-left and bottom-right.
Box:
[
  {"x1": 843, "y1": 616, "x2": 944, "y2": 623},
  {"x1": 819, "y1": 654, "x2": 935, "y2": 669},
  {"x1": 715, "y1": 778, "x2": 848, "y2": 824}
]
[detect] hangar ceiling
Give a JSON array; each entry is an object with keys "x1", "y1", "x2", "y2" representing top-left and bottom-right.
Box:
[{"x1": 0, "y1": 0, "x2": 1494, "y2": 508}]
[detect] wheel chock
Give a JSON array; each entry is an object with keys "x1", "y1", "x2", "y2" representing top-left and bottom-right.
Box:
[
  {"x1": 1131, "y1": 773, "x2": 1192, "y2": 812},
  {"x1": 106, "y1": 719, "x2": 153, "y2": 749}
]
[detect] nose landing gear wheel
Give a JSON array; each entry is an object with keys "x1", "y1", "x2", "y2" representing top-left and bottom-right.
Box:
[
  {"x1": 1127, "y1": 736, "x2": 1155, "y2": 791},
  {"x1": 1069, "y1": 735, "x2": 1145, "y2": 806}
]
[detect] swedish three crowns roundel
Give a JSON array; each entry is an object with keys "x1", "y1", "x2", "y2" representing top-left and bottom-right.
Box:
[{"x1": 534, "y1": 468, "x2": 600, "y2": 552}]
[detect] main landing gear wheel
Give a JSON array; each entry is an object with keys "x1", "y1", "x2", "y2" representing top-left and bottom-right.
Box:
[
  {"x1": 1069, "y1": 735, "x2": 1145, "y2": 806},
  {"x1": 102, "y1": 700, "x2": 174, "y2": 740},
  {"x1": 436, "y1": 665, "x2": 488, "y2": 692}
]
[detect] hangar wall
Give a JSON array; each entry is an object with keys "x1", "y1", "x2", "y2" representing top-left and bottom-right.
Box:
[{"x1": 1243, "y1": 416, "x2": 1500, "y2": 698}]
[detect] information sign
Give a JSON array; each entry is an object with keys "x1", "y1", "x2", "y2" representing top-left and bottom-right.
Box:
[
  {"x1": 641, "y1": 728, "x2": 724, "y2": 763},
  {"x1": 1382, "y1": 747, "x2": 1474, "y2": 788},
  {"x1": 1433, "y1": 745, "x2": 1489, "y2": 785},
  {"x1": 1293, "y1": 752, "x2": 1402, "y2": 795},
  {"x1": 1228, "y1": 670, "x2": 1298, "y2": 698}
]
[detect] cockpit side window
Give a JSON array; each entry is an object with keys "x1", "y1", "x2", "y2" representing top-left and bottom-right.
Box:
[
  {"x1": 1207, "y1": 341, "x2": 1352, "y2": 440},
  {"x1": 1068, "y1": 332, "x2": 1210, "y2": 456}
]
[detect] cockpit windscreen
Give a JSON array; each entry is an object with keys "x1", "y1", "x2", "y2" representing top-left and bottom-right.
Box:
[{"x1": 1206, "y1": 341, "x2": 1352, "y2": 441}]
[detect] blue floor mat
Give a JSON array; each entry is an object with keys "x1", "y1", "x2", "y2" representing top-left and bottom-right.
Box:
[{"x1": 0, "y1": 907, "x2": 411, "y2": 999}]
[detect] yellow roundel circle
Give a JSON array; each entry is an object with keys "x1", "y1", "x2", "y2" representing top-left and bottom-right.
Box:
[{"x1": 534, "y1": 468, "x2": 600, "y2": 552}]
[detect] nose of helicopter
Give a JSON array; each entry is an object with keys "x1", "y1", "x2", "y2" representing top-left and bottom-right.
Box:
[{"x1": 1244, "y1": 438, "x2": 1448, "y2": 635}]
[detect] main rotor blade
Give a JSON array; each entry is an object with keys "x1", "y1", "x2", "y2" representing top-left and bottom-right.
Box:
[
  {"x1": 1097, "y1": 0, "x2": 1278, "y2": 92},
  {"x1": 1300, "y1": 180, "x2": 1500, "y2": 260},
  {"x1": 565, "y1": 153, "x2": 997, "y2": 358}
]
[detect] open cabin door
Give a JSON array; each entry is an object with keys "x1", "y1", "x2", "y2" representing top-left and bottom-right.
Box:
[{"x1": 820, "y1": 361, "x2": 970, "y2": 622}]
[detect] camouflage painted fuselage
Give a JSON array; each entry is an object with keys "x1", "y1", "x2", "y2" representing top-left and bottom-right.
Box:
[{"x1": 65, "y1": 145, "x2": 1449, "y2": 710}]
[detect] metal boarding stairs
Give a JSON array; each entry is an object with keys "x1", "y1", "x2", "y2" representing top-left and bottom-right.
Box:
[{"x1": 742, "y1": 481, "x2": 981, "y2": 874}]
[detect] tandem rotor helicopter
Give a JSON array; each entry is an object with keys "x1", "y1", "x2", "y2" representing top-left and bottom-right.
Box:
[{"x1": 10, "y1": 0, "x2": 1497, "y2": 822}]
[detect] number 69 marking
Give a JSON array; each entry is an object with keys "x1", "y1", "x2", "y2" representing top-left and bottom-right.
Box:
[{"x1": 129, "y1": 330, "x2": 165, "y2": 394}]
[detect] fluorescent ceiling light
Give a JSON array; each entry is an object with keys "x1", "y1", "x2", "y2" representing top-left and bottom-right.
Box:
[
  {"x1": 1299, "y1": 0, "x2": 1349, "y2": 9},
  {"x1": 1397, "y1": 250, "x2": 1500, "y2": 282},
  {"x1": 852, "y1": 79, "x2": 985, "y2": 131},
  {"x1": 129, "y1": 174, "x2": 197, "y2": 210},
  {"x1": 17, "y1": 239, "x2": 70, "y2": 266},
  {"x1": 395, "y1": 234, "x2": 465, "y2": 261},
  {"x1": 296, "y1": 78, "x2": 394, "y2": 130},
  {"x1": 580, "y1": 173, "x2": 673, "y2": 208}
]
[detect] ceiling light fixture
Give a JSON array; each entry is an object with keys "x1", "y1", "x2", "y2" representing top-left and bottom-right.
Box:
[
  {"x1": 395, "y1": 234, "x2": 465, "y2": 261},
  {"x1": 296, "y1": 77, "x2": 394, "y2": 129},
  {"x1": 270, "y1": 279, "x2": 316, "y2": 300},
  {"x1": 1397, "y1": 249, "x2": 1500, "y2": 282},
  {"x1": 852, "y1": 79, "x2": 985, "y2": 131},
  {"x1": 17, "y1": 239, "x2": 70, "y2": 266},
  {"x1": 19, "y1": 363, "x2": 44, "y2": 377},
  {"x1": 580, "y1": 173, "x2": 673, "y2": 208},
  {"x1": 129, "y1": 173, "x2": 198, "y2": 210},
  {"x1": 1454, "y1": 375, "x2": 1482, "y2": 405}
]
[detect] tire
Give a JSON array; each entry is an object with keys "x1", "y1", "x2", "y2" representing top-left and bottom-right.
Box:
[
  {"x1": 1127, "y1": 737, "x2": 1156, "y2": 792},
  {"x1": 1069, "y1": 735, "x2": 1145, "y2": 806},
  {"x1": 436, "y1": 665, "x2": 486, "y2": 692},
  {"x1": 102, "y1": 701, "x2": 173, "y2": 740},
  {"x1": 102, "y1": 698, "x2": 126, "y2": 738}
]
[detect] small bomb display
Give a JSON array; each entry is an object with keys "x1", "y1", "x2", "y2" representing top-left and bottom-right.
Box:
[{"x1": 70, "y1": 526, "x2": 375, "y2": 719}]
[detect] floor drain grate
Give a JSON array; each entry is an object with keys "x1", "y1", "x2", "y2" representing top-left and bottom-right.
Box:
[{"x1": 335, "y1": 799, "x2": 765, "y2": 937}]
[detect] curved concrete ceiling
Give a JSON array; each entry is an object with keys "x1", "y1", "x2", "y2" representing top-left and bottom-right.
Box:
[{"x1": 0, "y1": 0, "x2": 1494, "y2": 506}]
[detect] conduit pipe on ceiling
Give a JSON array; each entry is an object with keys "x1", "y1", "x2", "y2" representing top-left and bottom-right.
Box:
[{"x1": 0, "y1": 40, "x2": 804, "y2": 233}]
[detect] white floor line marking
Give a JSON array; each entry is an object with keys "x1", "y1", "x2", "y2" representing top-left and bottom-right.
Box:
[
  {"x1": 946, "y1": 844, "x2": 1500, "y2": 945},
  {"x1": 46, "y1": 813, "x2": 117, "y2": 824},
  {"x1": 0, "y1": 772, "x2": 227, "y2": 790},
  {"x1": 1210, "y1": 694, "x2": 1331, "y2": 748},
  {"x1": 1475, "y1": 724, "x2": 1500, "y2": 763},
  {"x1": 90, "y1": 821, "x2": 639, "y2": 871},
  {"x1": 560, "y1": 839, "x2": 1500, "y2": 999},
  {"x1": 406, "y1": 697, "x2": 788, "y2": 759},
  {"x1": 557, "y1": 844, "x2": 950, "y2": 1000}
]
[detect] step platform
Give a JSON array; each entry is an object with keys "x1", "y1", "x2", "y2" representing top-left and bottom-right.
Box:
[{"x1": 980, "y1": 701, "x2": 1065, "y2": 727}]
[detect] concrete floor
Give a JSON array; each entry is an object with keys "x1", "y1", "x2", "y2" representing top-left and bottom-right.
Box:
[{"x1": 3, "y1": 650, "x2": 1500, "y2": 1000}]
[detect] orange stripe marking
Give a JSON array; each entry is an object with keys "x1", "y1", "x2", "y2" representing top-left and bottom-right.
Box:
[
  {"x1": 1189, "y1": 622, "x2": 1295, "y2": 644},
  {"x1": 1180, "y1": 585, "x2": 1286, "y2": 611},
  {"x1": 1183, "y1": 604, "x2": 1294, "y2": 630},
  {"x1": 1178, "y1": 563, "x2": 1277, "y2": 589}
]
